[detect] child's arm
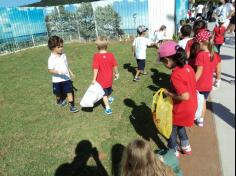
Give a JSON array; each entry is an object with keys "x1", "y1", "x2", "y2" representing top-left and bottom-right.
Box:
[
  {"x1": 48, "y1": 69, "x2": 66, "y2": 75},
  {"x1": 92, "y1": 69, "x2": 98, "y2": 84},
  {"x1": 113, "y1": 66, "x2": 119, "y2": 80},
  {"x1": 164, "y1": 90, "x2": 190, "y2": 101},
  {"x1": 215, "y1": 62, "x2": 221, "y2": 80},
  {"x1": 68, "y1": 69, "x2": 75, "y2": 78},
  {"x1": 132, "y1": 46, "x2": 135, "y2": 57},
  {"x1": 195, "y1": 66, "x2": 203, "y2": 82}
]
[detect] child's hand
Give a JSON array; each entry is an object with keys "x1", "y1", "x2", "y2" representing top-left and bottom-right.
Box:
[
  {"x1": 70, "y1": 72, "x2": 75, "y2": 78},
  {"x1": 114, "y1": 73, "x2": 119, "y2": 80},
  {"x1": 91, "y1": 80, "x2": 96, "y2": 85},
  {"x1": 58, "y1": 70, "x2": 67, "y2": 75}
]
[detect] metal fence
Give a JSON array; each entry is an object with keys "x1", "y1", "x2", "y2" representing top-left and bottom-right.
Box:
[{"x1": 0, "y1": 0, "x2": 188, "y2": 55}]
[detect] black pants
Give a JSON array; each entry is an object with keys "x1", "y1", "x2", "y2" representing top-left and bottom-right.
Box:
[{"x1": 215, "y1": 44, "x2": 222, "y2": 54}]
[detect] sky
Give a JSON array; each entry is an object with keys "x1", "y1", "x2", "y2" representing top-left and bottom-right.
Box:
[{"x1": 0, "y1": 0, "x2": 40, "y2": 7}]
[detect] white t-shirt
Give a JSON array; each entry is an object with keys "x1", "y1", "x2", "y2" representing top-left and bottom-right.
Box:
[
  {"x1": 178, "y1": 38, "x2": 192, "y2": 50},
  {"x1": 197, "y1": 4, "x2": 204, "y2": 14},
  {"x1": 221, "y1": 3, "x2": 234, "y2": 19},
  {"x1": 154, "y1": 31, "x2": 167, "y2": 43},
  {"x1": 48, "y1": 53, "x2": 71, "y2": 83},
  {"x1": 133, "y1": 37, "x2": 152, "y2": 60}
]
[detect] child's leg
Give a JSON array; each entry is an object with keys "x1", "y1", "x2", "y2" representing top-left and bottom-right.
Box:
[
  {"x1": 168, "y1": 125, "x2": 179, "y2": 157},
  {"x1": 177, "y1": 126, "x2": 192, "y2": 154},
  {"x1": 103, "y1": 96, "x2": 110, "y2": 109},
  {"x1": 63, "y1": 80, "x2": 79, "y2": 112}
]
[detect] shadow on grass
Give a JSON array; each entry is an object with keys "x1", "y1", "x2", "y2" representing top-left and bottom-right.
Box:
[
  {"x1": 55, "y1": 140, "x2": 108, "y2": 176},
  {"x1": 123, "y1": 98, "x2": 167, "y2": 150},
  {"x1": 123, "y1": 63, "x2": 136, "y2": 77},
  {"x1": 111, "y1": 144, "x2": 125, "y2": 176},
  {"x1": 207, "y1": 101, "x2": 235, "y2": 129},
  {"x1": 148, "y1": 68, "x2": 171, "y2": 92}
]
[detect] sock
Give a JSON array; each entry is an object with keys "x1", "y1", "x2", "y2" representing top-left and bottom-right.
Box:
[
  {"x1": 106, "y1": 105, "x2": 110, "y2": 110},
  {"x1": 69, "y1": 101, "x2": 74, "y2": 107}
]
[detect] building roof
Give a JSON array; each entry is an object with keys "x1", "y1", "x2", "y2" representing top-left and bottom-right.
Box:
[{"x1": 23, "y1": 0, "x2": 99, "y2": 7}]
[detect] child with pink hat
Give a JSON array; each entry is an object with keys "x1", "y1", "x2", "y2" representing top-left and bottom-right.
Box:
[{"x1": 158, "y1": 41, "x2": 197, "y2": 158}]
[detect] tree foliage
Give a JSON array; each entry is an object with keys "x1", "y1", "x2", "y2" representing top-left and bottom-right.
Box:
[
  {"x1": 94, "y1": 5, "x2": 124, "y2": 39},
  {"x1": 76, "y1": 3, "x2": 96, "y2": 40}
]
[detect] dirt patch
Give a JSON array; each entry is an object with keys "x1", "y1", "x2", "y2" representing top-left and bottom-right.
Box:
[{"x1": 179, "y1": 103, "x2": 222, "y2": 176}]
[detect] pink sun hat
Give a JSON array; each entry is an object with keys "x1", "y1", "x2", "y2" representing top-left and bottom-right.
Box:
[{"x1": 158, "y1": 41, "x2": 179, "y2": 58}]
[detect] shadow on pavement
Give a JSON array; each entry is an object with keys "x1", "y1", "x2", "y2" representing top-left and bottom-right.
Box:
[
  {"x1": 220, "y1": 54, "x2": 235, "y2": 60},
  {"x1": 207, "y1": 101, "x2": 235, "y2": 129}
]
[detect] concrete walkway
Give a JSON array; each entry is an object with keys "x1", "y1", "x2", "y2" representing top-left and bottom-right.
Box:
[{"x1": 209, "y1": 23, "x2": 235, "y2": 176}]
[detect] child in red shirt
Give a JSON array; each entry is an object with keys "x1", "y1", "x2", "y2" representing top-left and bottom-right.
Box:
[
  {"x1": 194, "y1": 30, "x2": 221, "y2": 127},
  {"x1": 213, "y1": 16, "x2": 226, "y2": 54},
  {"x1": 185, "y1": 20, "x2": 207, "y2": 59},
  {"x1": 159, "y1": 41, "x2": 197, "y2": 158},
  {"x1": 92, "y1": 37, "x2": 119, "y2": 115}
]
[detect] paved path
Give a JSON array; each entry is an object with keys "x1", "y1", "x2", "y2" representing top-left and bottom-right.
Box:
[{"x1": 209, "y1": 22, "x2": 235, "y2": 176}]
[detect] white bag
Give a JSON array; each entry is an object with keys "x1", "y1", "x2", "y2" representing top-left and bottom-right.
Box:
[
  {"x1": 195, "y1": 91, "x2": 204, "y2": 120},
  {"x1": 80, "y1": 82, "x2": 105, "y2": 107}
]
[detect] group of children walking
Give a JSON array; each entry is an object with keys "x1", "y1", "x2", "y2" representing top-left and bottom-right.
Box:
[{"x1": 47, "y1": 18, "x2": 223, "y2": 174}]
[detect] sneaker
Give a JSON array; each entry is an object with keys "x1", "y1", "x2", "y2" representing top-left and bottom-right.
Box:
[
  {"x1": 133, "y1": 77, "x2": 141, "y2": 82},
  {"x1": 70, "y1": 106, "x2": 79, "y2": 113},
  {"x1": 105, "y1": 108, "x2": 112, "y2": 115},
  {"x1": 195, "y1": 118, "x2": 204, "y2": 127},
  {"x1": 181, "y1": 145, "x2": 192, "y2": 155},
  {"x1": 108, "y1": 96, "x2": 114, "y2": 104},
  {"x1": 175, "y1": 150, "x2": 180, "y2": 158},
  {"x1": 141, "y1": 71, "x2": 148, "y2": 75},
  {"x1": 60, "y1": 99, "x2": 67, "y2": 107}
]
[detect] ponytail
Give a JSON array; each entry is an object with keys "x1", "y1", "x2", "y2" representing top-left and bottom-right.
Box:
[{"x1": 208, "y1": 36, "x2": 215, "y2": 61}]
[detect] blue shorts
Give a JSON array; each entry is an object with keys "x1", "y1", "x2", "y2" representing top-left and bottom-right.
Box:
[
  {"x1": 136, "y1": 59, "x2": 145, "y2": 71},
  {"x1": 103, "y1": 87, "x2": 113, "y2": 96},
  {"x1": 52, "y1": 80, "x2": 73, "y2": 96},
  {"x1": 199, "y1": 91, "x2": 210, "y2": 100}
]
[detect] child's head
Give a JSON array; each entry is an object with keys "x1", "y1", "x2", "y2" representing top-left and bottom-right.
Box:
[
  {"x1": 159, "y1": 41, "x2": 187, "y2": 69},
  {"x1": 95, "y1": 36, "x2": 108, "y2": 51},
  {"x1": 179, "y1": 19, "x2": 185, "y2": 26},
  {"x1": 180, "y1": 24, "x2": 192, "y2": 38},
  {"x1": 195, "y1": 30, "x2": 215, "y2": 61},
  {"x1": 48, "y1": 35, "x2": 64, "y2": 54},
  {"x1": 218, "y1": 16, "x2": 226, "y2": 26},
  {"x1": 159, "y1": 25, "x2": 167, "y2": 31},
  {"x1": 193, "y1": 20, "x2": 207, "y2": 36},
  {"x1": 121, "y1": 139, "x2": 173, "y2": 176},
  {"x1": 137, "y1": 25, "x2": 148, "y2": 36}
]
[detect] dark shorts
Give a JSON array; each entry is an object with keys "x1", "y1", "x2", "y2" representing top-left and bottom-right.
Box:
[
  {"x1": 230, "y1": 15, "x2": 235, "y2": 24},
  {"x1": 103, "y1": 87, "x2": 113, "y2": 96},
  {"x1": 199, "y1": 91, "x2": 210, "y2": 100},
  {"x1": 136, "y1": 59, "x2": 145, "y2": 71},
  {"x1": 52, "y1": 80, "x2": 73, "y2": 96}
]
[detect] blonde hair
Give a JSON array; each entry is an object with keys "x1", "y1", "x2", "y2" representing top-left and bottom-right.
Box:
[
  {"x1": 120, "y1": 139, "x2": 174, "y2": 176},
  {"x1": 202, "y1": 36, "x2": 215, "y2": 61},
  {"x1": 95, "y1": 36, "x2": 108, "y2": 50}
]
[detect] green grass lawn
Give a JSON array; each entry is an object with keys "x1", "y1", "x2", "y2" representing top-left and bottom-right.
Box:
[{"x1": 0, "y1": 41, "x2": 171, "y2": 176}]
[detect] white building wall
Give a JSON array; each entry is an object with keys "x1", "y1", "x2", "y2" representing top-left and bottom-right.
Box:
[{"x1": 148, "y1": 0, "x2": 175, "y2": 40}]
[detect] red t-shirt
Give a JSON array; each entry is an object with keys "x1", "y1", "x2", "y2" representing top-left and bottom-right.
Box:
[
  {"x1": 195, "y1": 51, "x2": 221, "y2": 92},
  {"x1": 185, "y1": 38, "x2": 194, "y2": 57},
  {"x1": 170, "y1": 65, "x2": 197, "y2": 127},
  {"x1": 92, "y1": 52, "x2": 118, "y2": 88},
  {"x1": 213, "y1": 26, "x2": 226, "y2": 44}
]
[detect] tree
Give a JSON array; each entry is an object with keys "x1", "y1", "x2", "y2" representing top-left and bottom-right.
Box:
[
  {"x1": 76, "y1": 3, "x2": 96, "y2": 40},
  {"x1": 94, "y1": 5, "x2": 124, "y2": 39},
  {"x1": 45, "y1": 5, "x2": 78, "y2": 39}
]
